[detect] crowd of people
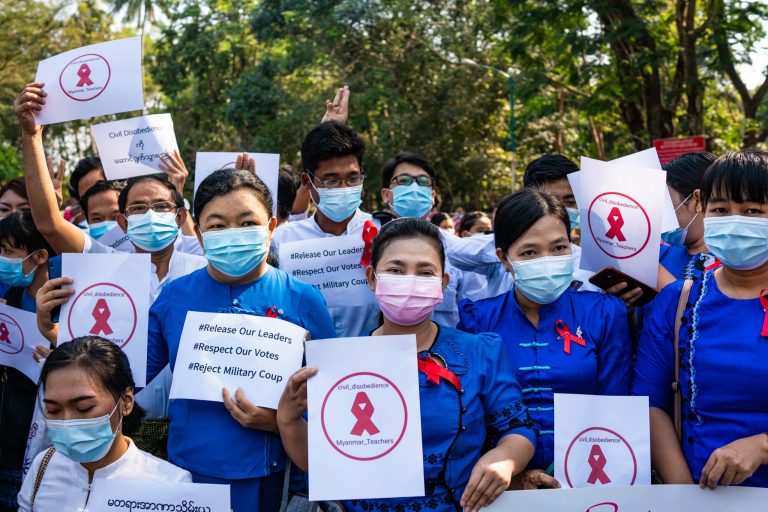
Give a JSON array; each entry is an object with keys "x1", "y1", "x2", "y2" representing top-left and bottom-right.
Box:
[{"x1": 2, "y1": 82, "x2": 767, "y2": 512}]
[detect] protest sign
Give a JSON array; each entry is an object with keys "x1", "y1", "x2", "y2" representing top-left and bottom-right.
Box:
[
  {"x1": 0, "y1": 304, "x2": 48, "y2": 382},
  {"x1": 91, "y1": 113, "x2": 179, "y2": 180},
  {"x1": 278, "y1": 235, "x2": 376, "y2": 308},
  {"x1": 555, "y1": 394, "x2": 650, "y2": 488},
  {"x1": 59, "y1": 253, "x2": 151, "y2": 386},
  {"x1": 96, "y1": 226, "x2": 135, "y2": 253},
  {"x1": 34, "y1": 37, "x2": 143, "y2": 125},
  {"x1": 194, "y1": 152, "x2": 280, "y2": 214},
  {"x1": 653, "y1": 136, "x2": 706, "y2": 165},
  {"x1": 169, "y1": 311, "x2": 307, "y2": 408},
  {"x1": 88, "y1": 479, "x2": 230, "y2": 512},
  {"x1": 306, "y1": 335, "x2": 423, "y2": 501},
  {"x1": 484, "y1": 485, "x2": 768, "y2": 512}
]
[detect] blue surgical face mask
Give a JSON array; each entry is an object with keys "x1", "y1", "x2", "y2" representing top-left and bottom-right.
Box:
[
  {"x1": 703, "y1": 216, "x2": 768, "y2": 270},
  {"x1": 391, "y1": 183, "x2": 433, "y2": 218},
  {"x1": 566, "y1": 207, "x2": 580, "y2": 231},
  {"x1": 661, "y1": 194, "x2": 696, "y2": 247},
  {"x1": 0, "y1": 252, "x2": 38, "y2": 288},
  {"x1": 88, "y1": 220, "x2": 118, "y2": 240},
  {"x1": 46, "y1": 398, "x2": 122, "y2": 463},
  {"x1": 508, "y1": 254, "x2": 574, "y2": 305},
  {"x1": 127, "y1": 210, "x2": 179, "y2": 252},
  {"x1": 202, "y1": 226, "x2": 270, "y2": 277},
  {"x1": 310, "y1": 183, "x2": 362, "y2": 222},
  {"x1": 77, "y1": 220, "x2": 89, "y2": 231}
]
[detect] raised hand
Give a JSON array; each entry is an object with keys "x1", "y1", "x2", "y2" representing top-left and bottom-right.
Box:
[
  {"x1": 234, "y1": 152, "x2": 256, "y2": 173},
  {"x1": 321, "y1": 85, "x2": 350, "y2": 124},
  {"x1": 158, "y1": 149, "x2": 189, "y2": 194},
  {"x1": 47, "y1": 156, "x2": 66, "y2": 208},
  {"x1": 14, "y1": 82, "x2": 47, "y2": 136}
]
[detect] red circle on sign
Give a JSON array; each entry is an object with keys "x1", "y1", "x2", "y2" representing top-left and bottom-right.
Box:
[
  {"x1": 67, "y1": 282, "x2": 137, "y2": 348},
  {"x1": 563, "y1": 426, "x2": 638, "y2": 488},
  {"x1": 587, "y1": 192, "x2": 651, "y2": 260},
  {"x1": 58, "y1": 53, "x2": 112, "y2": 102},
  {"x1": 0, "y1": 313, "x2": 24, "y2": 355},
  {"x1": 321, "y1": 371, "x2": 408, "y2": 461},
  {"x1": 218, "y1": 162, "x2": 237, "y2": 170}
]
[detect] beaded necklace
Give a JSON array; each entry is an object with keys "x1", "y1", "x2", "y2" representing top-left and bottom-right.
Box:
[{"x1": 685, "y1": 269, "x2": 712, "y2": 425}]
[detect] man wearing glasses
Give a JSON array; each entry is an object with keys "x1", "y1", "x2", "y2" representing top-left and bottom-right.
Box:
[{"x1": 377, "y1": 152, "x2": 437, "y2": 223}]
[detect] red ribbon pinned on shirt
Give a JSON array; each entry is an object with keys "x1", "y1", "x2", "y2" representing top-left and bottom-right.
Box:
[
  {"x1": 360, "y1": 220, "x2": 378, "y2": 267},
  {"x1": 266, "y1": 306, "x2": 279, "y2": 318},
  {"x1": 759, "y1": 289, "x2": 768, "y2": 337},
  {"x1": 705, "y1": 258, "x2": 722, "y2": 272},
  {"x1": 418, "y1": 357, "x2": 462, "y2": 392},
  {"x1": 556, "y1": 319, "x2": 585, "y2": 355}
]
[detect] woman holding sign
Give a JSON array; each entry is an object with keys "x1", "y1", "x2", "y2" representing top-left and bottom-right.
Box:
[
  {"x1": 18, "y1": 336, "x2": 191, "y2": 511},
  {"x1": 278, "y1": 218, "x2": 537, "y2": 512},
  {"x1": 634, "y1": 149, "x2": 768, "y2": 488},
  {"x1": 458, "y1": 188, "x2": 632, "y2": 485},
  {"x1": 147, "y1": 170, "x2": 335, "y2": 512}
]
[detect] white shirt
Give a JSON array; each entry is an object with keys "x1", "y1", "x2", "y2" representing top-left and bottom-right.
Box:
[
  {"x1": 18, "y1": 439, "x2": 191, "y2": 512},
  {"x1": 272, "y1": 209, "x2": 382, "y2": 337},
  {"x1": 83, "y1": 232, "x2": 203, "y2": 257}
]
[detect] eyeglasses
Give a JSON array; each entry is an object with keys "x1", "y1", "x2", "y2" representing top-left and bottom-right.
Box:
[
  {"x1": 124, "y1": 201, "x2": 178, "y2": 216},
  {"x1": 389, "y1": 174, "x2": 433, "y2": 187},
  {"x1": 306, "y1": 170, "x2": 366, "y2": 189}
]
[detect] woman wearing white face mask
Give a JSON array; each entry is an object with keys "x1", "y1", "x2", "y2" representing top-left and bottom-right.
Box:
[
  {"x1": 633, "y1": 149, "x2": 768, "y2": 489},
  {"x1": 458, "y1": 188, "x2": 632, "y2": 487},
  {"x1": 17, "y1": 337, "x2": 190, "y2": 511},
  {"x1": 277, "y1": 218, "x2": 537, "y2": 512}
]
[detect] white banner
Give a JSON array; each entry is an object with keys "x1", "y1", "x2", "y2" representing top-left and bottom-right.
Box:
[
  {"x1": 96, "y1": 226, "x2": 135, "y2": 253},
  {"x1": 278, "y1": 236, "x2": 376, "y2": 309},
  {"x1": 555, "y1": 394, "x2": 651, "y2": 488},
  {"x1": 484, "y1": 485, "x2": 768, "y2": 511},
  {"x1": 169, "y1": 311, "x2": 307, "y2": 408},
  {"x1": 306, "y1": 335, "x2": 424, "y2": 501},
  {"x1": 59, "y1": 253, "x2": 151, "y2": 386},
  {"x1": 91, "y1": 113, "x2": 179, "y2": 180},
  {"x1": 34, "y1": 37, "x2": 143, "y2": 125},
  {"x1": 0, "y1": 304, "x2": 47, "y2": 383},
  {"x1": 194, "y1": 152, "x2": 280, "y2": 214},
  {"x1": 87, "y1": 479, "x2": 230, "y2": 512}
]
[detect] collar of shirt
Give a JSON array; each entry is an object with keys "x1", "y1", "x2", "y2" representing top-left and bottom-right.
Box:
[
  {"x1": 150, "y1": 249, "x2": 208, "y2": 302},
  {"x1": 309, "y1": 208, "x2": 372, "y2": 236}
]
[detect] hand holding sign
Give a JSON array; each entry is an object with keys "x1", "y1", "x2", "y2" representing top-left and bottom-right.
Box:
[{"x1": 14, "y1": 82, "x2": 46, "y2": 137}]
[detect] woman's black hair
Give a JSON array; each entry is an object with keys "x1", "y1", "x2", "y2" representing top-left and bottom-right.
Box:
[
  {"x1": 663, "y1": 152, "x2": 716, "y2": 200},
  {"x1": 701, "y1": 149, "x2": 768, "y2": 206},
  {"x1": 370, "y1": 217, "x2": 445, "y2": 272},
  {"x1": 429, "y1": 212, "x2": 451, "y2": 226},
  {"x1": 0, "y1": 177, "x2": 29, "y2": 202},
  {"x1": 117, "y1": 175, "x2": 184, "y2": 214},
  {"x1": 40, "y1": 336, "x2": 145, "y2": 435},
  {"x1": 80, "y1": 180, "x2": 123, "y2": 219},
  {"x1": 194, "y1": 169, "x2": 273, "y2": 223},
  {"x1": 494, "y1": 188, "x2": 570, "y2": 252},
  {"x1": 459, "y1": 211, "x2": 491, "y2": 234},
  {"x1": 0, "y1": 210, "x2": 56, "y2": 258}
]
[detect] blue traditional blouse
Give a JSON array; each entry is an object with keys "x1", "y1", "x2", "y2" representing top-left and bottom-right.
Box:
[{"x1": 659, "y1": 245, "x2": 714, "y2": 281}]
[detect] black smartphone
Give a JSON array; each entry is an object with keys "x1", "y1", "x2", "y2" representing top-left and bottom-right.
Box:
[
  {"x1": 588, "y1": 266, "x2": 658, "y2": 307},
  {"x1": 47, "y1": 256, "x2": 62, "y2": 323}
]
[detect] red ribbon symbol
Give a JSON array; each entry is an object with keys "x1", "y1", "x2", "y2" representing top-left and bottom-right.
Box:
[
  {"x1": 556, "y1": 319, "x2": 586, "y2": 354},
  {"x1": 587, "y1": 444, "x2": 611, "y2": 485},
  {"x1": 90, "y1": 298, "x2": 113, "y2": 336},
  {"x1": 76, "y1": 63, "x2": 94, "y2": 87},
  {"x1": 604, "y1": 207, "x2": 626, "y2": 242},
  {"x1": 350, "y1": 391, "x2": 379, "y2": 436},
  {"x1": 759, "y1": 289, "x2": 768, "y2": 337},
  {"x1": 265, "y1": 306, "x2": 279, "y2": 318},
  {"x1": 360, "y1": 220, "x2": 378, "y2": 267},
  {"x1": 0, "y1": 322, "x2": 10, "y2": 345},
  {"x1": 418, "y1": 357, "x2": 461, "y2": 391}
]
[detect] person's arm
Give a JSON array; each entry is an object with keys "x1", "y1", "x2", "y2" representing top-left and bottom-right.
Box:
[
  {"x1": 650, "y1": 407, "x2": 694, "y2": 483},
  {"x1": 14, "y1": 83, "x2": 86, "y2": 253},
  {"x1": 291, "y1": 183, "x2": 311, "y2": 218},
  {"x1": 146, "y1": 288, "x2": 171, "y2": 384},
  {"x1": 276, "y1": 367, "x2": 317, "y2": 472}
]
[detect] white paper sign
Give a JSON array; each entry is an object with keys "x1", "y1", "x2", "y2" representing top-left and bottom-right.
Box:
[
  {"x1": 278, "y1": 236, "x2": 376, "y2": 308},
  {"x1": 194, "y1": 152, "x2": 280, "y2": 214},
  {"x1": 91, "y1": 113, "x2": 179, "y2": 180},
  {"x1": 0, "y1": 304, "x2": 48, "y2": 383},
  {"x1": 575, "y1": 161, "x2": 665, "y2": 287},
  {"x1": 306, "y1": 335, "x2": 424, "y2": 501},
  {"x1": 554, "y1": 394, "x2": 650, "y2": 489},
  {"x1": 96, "y1": 226, "x2": 135, "y2": 253},
  {"x1": 485, "y1": 485, "x2": 768, "y2": 512},
  {"x1": 169, "y1": 311, "x2": 307, "y2": 408},
  {"x1": 88, "y1": 479, "x2": 230, "y2": 512},
  {"x1": 34, "y1": 37, "x2": 143, "y2": 125},
  {"x1": 59, "y1": 253, "x2": 151, "y2": 386}
]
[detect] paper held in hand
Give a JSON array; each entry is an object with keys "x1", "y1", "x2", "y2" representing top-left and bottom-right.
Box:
[
  {"x1": 0, "y1": 304, "x2": 50, "y2": 383},
  {"x1": 169, "y1": 311, "x2": 307, "y2": 409},
  {"x1": 58, "y1": 253, "x2": 151, "y2": 386},
  {"x1": 34, "y1": 37, "x2": 144, "y2": 125},
  {"x1": 194, "y1": 152, "x2": 280, "y2": 214},
  {"x1": 87, "y1": 479, "x2": 231, "y2": 512},
  {"x1": 91, "y1": 113, "x2": 179, "y2": 180},
  {"x1": 306, "y1": 335, "x2": 424, "y2": 501}
]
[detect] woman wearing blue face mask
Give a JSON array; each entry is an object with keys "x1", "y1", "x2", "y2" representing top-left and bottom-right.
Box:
[
  {"x1": 0, "y1": 210, "x2": 57, "y2": 511},
  {"x1": 633, "y1": 149, "x2": 768, "y2": 489},
  {"x1": 17, "y1": 337, "x2": 191, "y2": 511},
  {"x1": 458, "y1": 188, "x2": 632, "y2": 485},
  {"x1": 146, "y1": 169, "x2": 335, "y2": 512}
]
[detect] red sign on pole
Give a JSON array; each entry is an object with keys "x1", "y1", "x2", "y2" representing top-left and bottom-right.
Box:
[{"x1": 652, "y1": 136, "x2": 706, "y2": 165}]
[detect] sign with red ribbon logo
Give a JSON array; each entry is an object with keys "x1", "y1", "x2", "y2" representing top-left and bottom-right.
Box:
[
  {"x1": 587, "y1": 192, "x2": 651, "y2": 260},
  {"x1": 564, "y1": 427, "x2": 638, "y2": 488},
  {"x1": 59, "y1": 53, "x2": 111, "y2": 102},
  {"x1": 67, "y1": 282, "x2": 137, "y2": 349},
  {"x1": 0, "y1": 314, "x2": 23, "y2": 355}
]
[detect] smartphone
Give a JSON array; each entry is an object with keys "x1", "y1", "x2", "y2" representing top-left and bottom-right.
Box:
[
  {"x1": 588, "y1": 266, "x2": 658, "y2": 307},
  {"x1": 47, "y1": 256, "x2": 62, "y2": 323}
]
